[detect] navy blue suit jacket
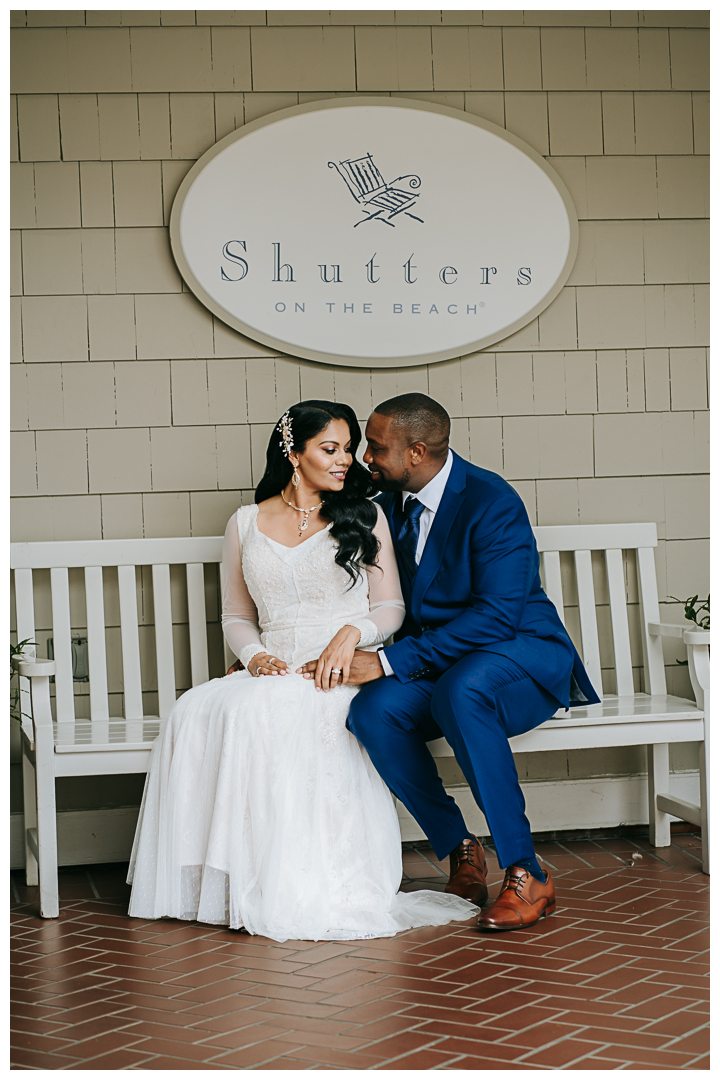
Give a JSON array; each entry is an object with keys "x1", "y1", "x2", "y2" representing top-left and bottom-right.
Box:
[{"x1": 377, "y1": 454, "x2": 600, "y2": 710}]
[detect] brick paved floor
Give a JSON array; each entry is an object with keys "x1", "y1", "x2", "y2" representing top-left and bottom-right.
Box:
[{"x1": 11, "y1": 829, "x2": 708, "y2": 1070}]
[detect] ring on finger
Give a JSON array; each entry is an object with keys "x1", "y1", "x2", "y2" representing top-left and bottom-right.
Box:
[{"x1": 331, "y1": 668, "x2": 342, "y2": 675}]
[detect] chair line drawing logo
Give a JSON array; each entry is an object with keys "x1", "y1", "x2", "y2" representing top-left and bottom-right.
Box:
[{"x1": 328, "y1": 152, "x2": 423, "y2": 228}]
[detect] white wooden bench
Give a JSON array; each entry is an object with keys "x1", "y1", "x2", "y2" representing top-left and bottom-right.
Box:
[
  {"x1": 11, "y1": 522, "x2": 709, "y2": 918},
  {"x1": 429, "y1": 523, "x2": 709, "y2": 877}
]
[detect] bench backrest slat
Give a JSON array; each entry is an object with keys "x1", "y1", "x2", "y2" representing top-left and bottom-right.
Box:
[
  {"x1": 605, "y1": 548, "x2": 635, "y2": 696},
  {"x1": 573, "y1": 550, "x2": 602, "y2": 697},
  {"x1": 14, "y1": 567, "x2": 37, "y2": 742},
  {"x1": 117, "y1": 565, "x2": 144, "y2": 720},
  {"x1": 187, "y1": 563, "x2": 210, "y2": 687},
  {"x1": 541, "y1": 550, "x2": 565, "y2": 624},
  {"x1": 152, "y1": 563, "x2": 177, "y2": 719},
  {"x1": 50, "y1": 568, "x2": 75, "y2": 723},
  {"x1": 84, "y1": 566, "x2": 109, "y2": 721},
  {"x1": 637, "y1": 546, "x2": 667, "y2": 696}
]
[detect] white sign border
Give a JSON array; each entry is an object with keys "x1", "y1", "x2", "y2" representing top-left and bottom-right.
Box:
[{"x1": 169, "y1": 96, "x2": 579, "y2": 369}]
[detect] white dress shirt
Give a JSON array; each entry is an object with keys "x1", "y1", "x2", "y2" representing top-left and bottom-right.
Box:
[{"x1": 378, "y1": 451, "x2": 454, "y2": 677}]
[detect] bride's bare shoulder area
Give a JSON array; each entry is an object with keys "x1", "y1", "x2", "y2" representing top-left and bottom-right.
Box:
[{"x1": 256, "y1": 495, "x2": 283, "y2": 518}]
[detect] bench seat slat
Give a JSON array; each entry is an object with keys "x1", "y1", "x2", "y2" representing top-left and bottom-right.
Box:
[
  {"x1": 53, "y1": 718, "x2": 162, "y2": 751},
  {"x1": 427, "y1": 694, "x2": 703, "y2": 758}
]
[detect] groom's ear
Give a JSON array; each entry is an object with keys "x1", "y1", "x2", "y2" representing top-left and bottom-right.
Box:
[{"x1": 408, "y1": 441, "x2": 429, "y2": 464}]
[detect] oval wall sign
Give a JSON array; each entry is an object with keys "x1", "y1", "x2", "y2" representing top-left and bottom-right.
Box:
[{"x1": 170, "y1": 98, "x2": 578, "y2": 369}]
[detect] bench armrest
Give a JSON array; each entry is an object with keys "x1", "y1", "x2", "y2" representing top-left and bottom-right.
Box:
[
  {"x1": 647, "y1": 622, "x2": 688, "y2": 639},
  {"x1": 12, "y1": 658, "x2": 56, "y2": 745},
  {"x1": 12, "y1": 657, "x2": 56, "y2": 678},
  {"x1": 647, "y1": 624, "x2": 709, "y2": 712}
]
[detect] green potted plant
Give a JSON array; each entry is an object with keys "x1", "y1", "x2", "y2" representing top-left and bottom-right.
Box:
[{"x1": 667, "y1": 595, "x2": 709, "y2": 664}]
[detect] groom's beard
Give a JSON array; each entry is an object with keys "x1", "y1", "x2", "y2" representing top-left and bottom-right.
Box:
[{"x1": 373, "y1": 469, "x2": 411, "y2": 493}]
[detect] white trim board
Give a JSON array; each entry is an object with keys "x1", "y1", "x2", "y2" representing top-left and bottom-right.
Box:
[
  {"x1": 10, "y1": 807, "x2": 141, "y2": 871},
  {"x1": 10, "y1": 772, "x2": 700, "y2": 870},
  {"x1": 399, "y1": 770, "x2": 701, "y2": 842}
]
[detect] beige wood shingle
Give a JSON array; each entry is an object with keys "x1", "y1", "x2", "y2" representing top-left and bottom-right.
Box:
[
  {"x1": 17, "y1": 94, "x2": 61, "y2": 161},
  {"x1": 501, "y1": 26, "x2": 542, "y2": 90},
  {"x1": 67, "y1": 27, "x2": 132, "y2": 93},
  {"x1": 36, "y1": 429, "x2": 89, "y2": 495},
  {"x1": 61, "y1": 361, "x2": 117, "y2": 429},
  {"x1": 88, "y1": 295, "x2": 137, "y2": 361},
  {"x1": 88, "y1": 427, "x2": 152, "y2": 493},
  {"x1": 22, "y1": 294, "x2": 88, "y2": 361}
]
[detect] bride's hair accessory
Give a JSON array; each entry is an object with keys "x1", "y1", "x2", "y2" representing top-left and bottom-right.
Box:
[
  {"x1": 278, "y1": 411, "x2": 294, "y2": 459},
  {"x1": 278, "y1": 411, "x2": 301, "y2": 486}
]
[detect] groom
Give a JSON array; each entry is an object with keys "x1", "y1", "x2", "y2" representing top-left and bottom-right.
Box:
[{"x1": 310, "y1": 393, "x2": 599, "y2": 931}]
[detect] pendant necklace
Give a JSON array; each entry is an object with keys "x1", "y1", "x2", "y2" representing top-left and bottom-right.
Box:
[{"x1": 281, "y1": 489, "x2": 322, "y2": 536}]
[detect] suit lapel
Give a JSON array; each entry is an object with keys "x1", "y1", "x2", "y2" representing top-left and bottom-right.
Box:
[{"x1": 410, "y1": 454, "x2": 467, "y2": 621}]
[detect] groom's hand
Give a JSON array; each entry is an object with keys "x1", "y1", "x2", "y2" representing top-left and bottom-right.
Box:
[
  {"x1": 346, "y1": 651, "x2": 385, "y2": 684},
  {"x1": 299, "y1": 650, "x2": 384, "y2": 685}
]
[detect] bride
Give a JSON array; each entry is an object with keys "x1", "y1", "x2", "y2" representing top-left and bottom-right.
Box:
[{"x1": 127, "y1": 400, "x2": 477, "y2": 942}]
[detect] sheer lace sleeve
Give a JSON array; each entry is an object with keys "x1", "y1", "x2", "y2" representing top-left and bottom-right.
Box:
[
  {"x1": 346, "y1": 504, "x2": 406, "y2": 649},
  {"x1": 221, "y1": 510, "x2": 266, "y2": 669}
]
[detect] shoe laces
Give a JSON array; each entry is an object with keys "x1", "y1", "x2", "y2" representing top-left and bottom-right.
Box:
[
  {"x1": 454, "y1": 838, "x2": 479, "y2": 867},
  {"x1": 500, "y1": 867, "x2": 527, "y2": 898}
]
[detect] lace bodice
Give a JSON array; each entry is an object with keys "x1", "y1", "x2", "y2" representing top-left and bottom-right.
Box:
[{"x1": 221, "y1": 503, "x2": 405, "y2": 669}]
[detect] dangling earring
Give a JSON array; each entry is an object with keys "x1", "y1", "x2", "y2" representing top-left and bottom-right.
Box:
[{"x1": 292, "y1": 466, "x2": 300, "y2": 488}]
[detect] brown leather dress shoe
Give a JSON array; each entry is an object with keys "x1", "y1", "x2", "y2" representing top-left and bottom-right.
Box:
[
  {"x1": 445, "y1": 836, "x2": 488, "y2": 905},
  {"x1": 477, "y1": 865, "x2": 555, "y2": 931}
]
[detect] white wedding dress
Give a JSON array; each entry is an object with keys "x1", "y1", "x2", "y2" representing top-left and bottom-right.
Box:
[{"x1": 127, "y1": 502, "x2": 477, "y2": 942}]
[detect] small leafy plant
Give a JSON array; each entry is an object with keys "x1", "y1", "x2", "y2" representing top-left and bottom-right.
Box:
[
  {"x1": 10, "y1": 639, "x2": 36, "y2": 722},
  {"x1": 666, "y1": 594, "x2": 709, "y2": 665},
  {"x1": 668, "y1": 594, "x2": 710, "y2": 630}
]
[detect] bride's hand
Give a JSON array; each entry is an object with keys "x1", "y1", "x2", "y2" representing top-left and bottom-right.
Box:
[
  {"x1": 297, "y1": 626, "x2": 361, "y2": 691},
  {"x1": 248, "y1": 652, "x2": 288, "y2": 677}
]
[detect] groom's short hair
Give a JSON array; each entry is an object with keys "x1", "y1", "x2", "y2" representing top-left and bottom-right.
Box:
[{"x1": 374, "y1": 393, "x2": 450, "y2": 456}]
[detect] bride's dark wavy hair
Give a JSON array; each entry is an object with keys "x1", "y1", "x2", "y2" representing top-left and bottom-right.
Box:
[{"x1": 255, "y1": 400, "x2": 379, "y2": 584}]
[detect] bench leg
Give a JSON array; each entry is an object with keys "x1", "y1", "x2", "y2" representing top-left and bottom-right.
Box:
[
  {"x1": 21, "y1": 751, "x2": 39, "y2": 887},
  {"x1": 699, "y1": 743, "x2": 709, "y2": 875},
  {"x1": 647, "y1": 743, "x2": 672, "y2": 848},
  {"x1": 34, "y1": 730, "x2": 60, "y2": 919}
]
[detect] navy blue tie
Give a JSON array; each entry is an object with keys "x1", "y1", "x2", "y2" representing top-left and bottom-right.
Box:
[{"x1": 396, "y1": 497, "x2": 425, "y2": 578}]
